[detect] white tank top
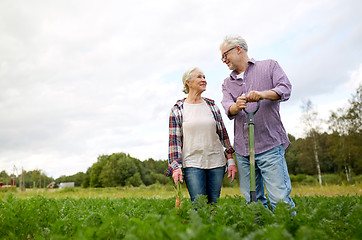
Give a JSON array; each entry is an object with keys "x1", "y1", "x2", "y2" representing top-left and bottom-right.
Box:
[{"x1": 182, "y1": 101, "x2": 226, "y2": 169}]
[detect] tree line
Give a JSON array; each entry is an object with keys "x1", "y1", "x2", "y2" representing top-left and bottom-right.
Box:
[
  {"x1": 291, "y1": 84, "x2": 361, "y2": 184},
  {"x1": 0, "y1": 155, "x2": 169, "y2": 188},
  {"x1": 1, "y1": 85, "x2": 360, "y2": 188},
  {"x1": 81, "y1": 153, "x2": 169, "y2": 188},
  {"x1": 0, "y1": 169, "x2": 54, "y2": 188}
]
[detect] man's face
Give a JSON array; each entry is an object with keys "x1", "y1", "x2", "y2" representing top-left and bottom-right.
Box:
[{"x1": 221, "y1": 45, "x2": 238, "y2": 71}]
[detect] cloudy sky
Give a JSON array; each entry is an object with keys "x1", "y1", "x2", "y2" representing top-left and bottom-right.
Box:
[{"x1": 1, "y1": 0, "x2": 361, "y2": 179}]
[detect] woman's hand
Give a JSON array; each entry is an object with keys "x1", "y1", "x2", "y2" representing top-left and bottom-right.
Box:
[
  {"x1": 172, "y1": 168, "x2": 183, "y2": 185},
  {"x1": 227, "y1": 165, "x2": 238, "y2": 183}
]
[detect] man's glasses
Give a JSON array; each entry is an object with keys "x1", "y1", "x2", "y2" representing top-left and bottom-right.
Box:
[{"x1": 221, "y1": 46, "x2": 238, "y2": 61}]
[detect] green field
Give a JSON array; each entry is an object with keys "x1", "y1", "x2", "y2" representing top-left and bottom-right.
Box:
[
  {"x1": 1, "y1": 183, "x2": 361, "y2": 199},
  {"x1": 0, "y1": 184, "x2": 361, "y2": 239}
]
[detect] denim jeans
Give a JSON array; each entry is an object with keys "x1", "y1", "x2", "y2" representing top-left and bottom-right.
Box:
[
  {"x1": 236, "y1": 145, "x2": 295, "y2": 211},
  {"x1": 184, "y1": 166, "x2": 225, "y2": 204}
]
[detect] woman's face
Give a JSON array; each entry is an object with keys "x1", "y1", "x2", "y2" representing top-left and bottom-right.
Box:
[{"x1": 187, "y1": 70, "x2": 207, "y2": 93}]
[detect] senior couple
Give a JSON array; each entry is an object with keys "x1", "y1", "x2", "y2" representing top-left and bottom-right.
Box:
[{"x1": 165, "y1": 35, "x2": 295, "y2": 212}]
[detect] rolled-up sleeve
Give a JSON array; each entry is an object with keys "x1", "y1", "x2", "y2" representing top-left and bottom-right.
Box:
[
  {"x1": 270, "y1": 61, "x2": 292, "y2": 102},
  {"x1": 221, "y1": 82, "x2": 237, "y2": 119}
]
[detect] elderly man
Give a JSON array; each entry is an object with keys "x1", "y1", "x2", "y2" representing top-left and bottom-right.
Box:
[{"x1": 220, "y1": 35, "x2": 295, "y2": 212}]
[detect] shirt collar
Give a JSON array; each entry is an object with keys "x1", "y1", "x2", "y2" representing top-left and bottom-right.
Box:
[
  {"x1": 175, "y1": 97, "x2": 215, "y2": 110},
  {"x1": 175, "y1": 98, "x2": 186, "y2": 108},
  {"x1": 229, "y1": 58, "x2": 255, "y2": 80}
]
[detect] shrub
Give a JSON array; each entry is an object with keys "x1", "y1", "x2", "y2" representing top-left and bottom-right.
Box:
[
  {"x1": 125, "y1": 173, "x2": 143, "y2": 187},
  {"x1": 0, "y1": 187, "x2": 17, "y2": 193},
  {"x1": 322, "y1": 174, "x2": 341, "y2": 185},
  {"x1": 350, "y1": 175, "x2": 362, "y2": 184}
]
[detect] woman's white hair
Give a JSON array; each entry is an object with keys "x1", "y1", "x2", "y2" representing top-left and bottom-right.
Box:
[
  {"x1": 182, "y1": 67, "x2": 201, "y2": 94},
  {"x1": 220, "y1": 35, "x2": 248, "y2": 52}
]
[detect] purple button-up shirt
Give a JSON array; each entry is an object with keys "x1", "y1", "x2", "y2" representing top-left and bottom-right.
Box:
[{"x1": 221, "y1": 58, "x2": 292, "y2": 156}]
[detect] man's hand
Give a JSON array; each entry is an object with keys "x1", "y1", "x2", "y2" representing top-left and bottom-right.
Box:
[
  {"x1": 247, "y1": 90, "x2": 280, "y2": 101},
  {"x1": 246, "y1": 91, "x2": 263, "y2": 102},
  {"x1": 172, "y1": 168, "x2": 183, "y2": 185},
  {"x1": 229, "y1": 94, "x2": 246, "y2": 115},
  {"x1": 227, "y1": 164, "x2": 238, "y2": 183}
]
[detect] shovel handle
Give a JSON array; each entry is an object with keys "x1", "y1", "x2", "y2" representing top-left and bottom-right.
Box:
[
  {"x1": 243, "y1": 100, "x2": 260, "y2": 202},
  {"x1": 243, "y1": 101, "x2": 260, "y2": 125},
  {"x1": 243, "y1": 100, "x2": 260, "y2": 115}
]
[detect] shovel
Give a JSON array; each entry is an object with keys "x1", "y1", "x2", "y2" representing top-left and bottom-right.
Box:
[{"x1": 243, "y1": 100, "x2": 260, "y2": 203}]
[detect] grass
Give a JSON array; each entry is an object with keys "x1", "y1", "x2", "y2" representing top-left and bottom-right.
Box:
[
  {"x1": 1, "y1": 183, "x2": 361, "y2": 199},
  {"x1": 290, "y1": 183, "x2": 362, "y2": 197}
]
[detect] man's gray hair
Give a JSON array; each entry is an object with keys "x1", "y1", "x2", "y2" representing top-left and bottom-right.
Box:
[
  {"x1": 220, "y1": 35, "x2": 248, "y2": 52},
  {"x1": 182, "y1": 67, "x2": 200, "y2": 94}
]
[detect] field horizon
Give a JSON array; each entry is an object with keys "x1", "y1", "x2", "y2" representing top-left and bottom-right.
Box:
[{"x1": 1, "y1": 183, "x2": 361, "y2": 199}]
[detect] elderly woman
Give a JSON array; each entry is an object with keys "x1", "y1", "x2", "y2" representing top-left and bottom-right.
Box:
[{"x1": 165, "y1": 67, "x2": 238, "y2": 204}]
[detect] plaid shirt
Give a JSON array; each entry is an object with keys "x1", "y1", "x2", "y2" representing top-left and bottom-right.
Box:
[{"x1": 165, "y1": 97, "x2": 235, "y2": 176}]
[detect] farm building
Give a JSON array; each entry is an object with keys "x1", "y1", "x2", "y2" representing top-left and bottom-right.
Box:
[{"x1": 59, "y1": 182, "x2": 75, "y2": 189}]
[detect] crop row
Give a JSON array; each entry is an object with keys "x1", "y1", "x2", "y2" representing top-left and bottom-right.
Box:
[{"x1": 0, "y1": 193, "x2": 361, "y2": 239}]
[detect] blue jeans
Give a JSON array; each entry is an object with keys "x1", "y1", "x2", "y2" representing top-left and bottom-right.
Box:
[
  {"x1": 236, "y1": 145, "x2": 295, "y2": 211},
  {"x1": 184, "y1": 166, "x2": 225, "y2": 204}
]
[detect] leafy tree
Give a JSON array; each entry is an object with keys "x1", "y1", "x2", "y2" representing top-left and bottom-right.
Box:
[
  {"x1": 118, "y1": 156, "x2": 138, "y2": 186},
  {"x1": 150, "y1": 173, "x2": 170, "y2": 185},
  {"x1": 125, "y1": 172, "x2": 143, "y2": 187},
  {"x1": 294, "y1": 137, "x2": 317, "y2": 175},
  {"x1": 90, "y1": 155, "x2": 108, "y2": 187},
  {"x1": 300, "y1": 99, "x2": 323, "y2": 185},
  {"x1": 140, "y1": 158, "x2": 169, "y2": 186},
  {"x1": 31, "y1": 170, "x2": 41, "y2": 188},
  {"x1": 100, "y1": 154, "x2": 122, "y2": 187},
  {"x1": 82, "y1": 168, "x2": 91, "y2": 188},
  {"x1": 92, "y1": 152, "x2": 143, "y2": 187},
  {"x1": 328, "y1": 84, "x2": 362, "y2": 178},
  {"x1": 285, "y1": 134, "x2": 299, "y2": 175},
  {"x1": 0, "y1": 170, "x2": 10, "y2": 185},
  {"x1": 143, "y1": 158, "x2": 168, "y2": 175},
  {"x1": 56, "y1": 172, "x2": 84, "y2": 187},
  {"x1": 318, "y1": 132, "x2": 337, "y2": 173}
]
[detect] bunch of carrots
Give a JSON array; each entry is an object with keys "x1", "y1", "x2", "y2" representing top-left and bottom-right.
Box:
[{"x1": 175, "y1": 181, "x2": 182, "y2": 209}]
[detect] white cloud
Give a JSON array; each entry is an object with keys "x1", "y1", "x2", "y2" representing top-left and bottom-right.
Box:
[
  {"x1": 348, "y1": 63, "x2": 362, "y2": 90},
  {"x1": 0, "y1": 0, "x2": 361, "y2": 178}
]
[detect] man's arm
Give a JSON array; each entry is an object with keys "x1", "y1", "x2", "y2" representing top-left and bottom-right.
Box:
[{"x1": 246, "y1": 90, "x2": 280, "y2": 102}]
